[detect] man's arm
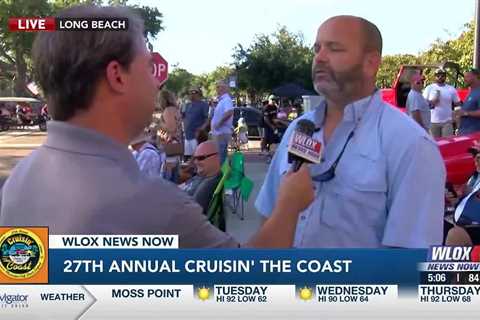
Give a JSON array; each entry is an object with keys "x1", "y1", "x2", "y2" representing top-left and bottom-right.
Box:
[
  {"x1": 246, "y1": 165, "x2": 314, "y2": 247},
  {"x1": 255, "y1": 121, "x2": 293, "y2": 217},
  {"x1": 383, "y1": 136, "x2": 446, "y2": 248},
  {"x1": 452, "y1": 87, "x2": 462, "y2": 107},
  {"x1": 458, "y1": 109, "x2": 480, "y2": 118},
  {"x1": 411, "y1": 110, "x2": 424, "y2": 128},
  {"x1": 215, "y1": 110, "x2": 234, "y2": 130},
  {"x1": 198, "y1": 103, "x2": 210, "y2": 131}
]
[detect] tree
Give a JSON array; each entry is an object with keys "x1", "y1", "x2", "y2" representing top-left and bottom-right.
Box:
[
  {"x1": 420, "y1": 21, "x2": 474, "y2": 87},
  {"x1": 233, "y1": 26, "x2": 314, "y2": 101},
  {"x1": 164, "y1": 68, "x2": 195, "y2": 97},
  {"x1": 0, "y1": 0, "x2": 163, "y2": 96},
  {"x1": 377, "y1": 54, "x2": 420, "y2": 88},
  {"x1": 198, "y1": 66, "x2": 234, "y2": 98},
  {"x1": 375, "y1": 22, "x2": 474, "y2": 89},
  {"x1": 0, "y1": 0, "x2": 52, "y2": 96}
]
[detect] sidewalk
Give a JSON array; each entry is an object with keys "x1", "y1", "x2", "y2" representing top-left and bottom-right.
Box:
[{"x1": 224, "y1": 152, "x2": 269, "y2": 243}]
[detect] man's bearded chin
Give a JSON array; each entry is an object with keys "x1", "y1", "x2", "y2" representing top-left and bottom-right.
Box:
[{"x1": 314, "y1": 67, "x2": 367, "y2": 107}]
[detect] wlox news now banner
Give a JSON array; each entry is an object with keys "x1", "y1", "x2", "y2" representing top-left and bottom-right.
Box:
[{"x1": 1, "y1": 227, "x2": 480, "y2": 319}]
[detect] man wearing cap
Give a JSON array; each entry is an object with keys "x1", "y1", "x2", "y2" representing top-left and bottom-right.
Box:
[
  {"x1": 456, "y1": 68, "x2": 480, "y2": 135},
  {"x1": 182, "y1": 87, "x2": 209, "y2": 161},
  {"x1": 423, "y1": 68, "x2": 461, "y2": 138},
  {"x1": 211, "y1": 80, "x2": 234, "y2": 165},
  {"x1": 406, "y1": 73, "x2": 430, "y2": 131},
  {"x1": 130, "y1": 130, "x2": 165, "y2": 178}
]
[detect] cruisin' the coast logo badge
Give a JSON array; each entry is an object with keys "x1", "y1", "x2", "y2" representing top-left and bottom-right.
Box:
[{"x1": 0, "y1": 227, "x2": 48, "y2": 283}]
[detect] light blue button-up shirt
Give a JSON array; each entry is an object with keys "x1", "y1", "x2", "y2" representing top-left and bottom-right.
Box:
[
  {"x1": 255, "y1": 91, "x2": 446, "y2": 248},
  {"x1": 211, "y1": 93, "x2": 234, "y2": 135}
]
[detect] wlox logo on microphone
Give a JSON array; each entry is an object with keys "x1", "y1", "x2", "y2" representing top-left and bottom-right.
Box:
[
  {"x1": 428, "y1": 246, "x2": 480, "y2": 262},
  {"x1": 288, "y1": 131, "x2": 322, "y2": 164}
]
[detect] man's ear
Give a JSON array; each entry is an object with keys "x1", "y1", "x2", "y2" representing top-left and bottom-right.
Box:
[
  {"x1": 105, "y1": 60, "x2": 128, "y2": 93},
  {"x1": 364, "y1": 51, "x2": 381, "y2": 77}
]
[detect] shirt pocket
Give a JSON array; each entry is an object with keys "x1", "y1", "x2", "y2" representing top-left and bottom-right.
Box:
[{"x1": 320, "y1": 154, "x2": 388, "y2": 230}]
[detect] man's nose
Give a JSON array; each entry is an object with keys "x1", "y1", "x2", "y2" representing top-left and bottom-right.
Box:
[{"x1": 314, "y1": 48, "x2": 328, "y2": 64}]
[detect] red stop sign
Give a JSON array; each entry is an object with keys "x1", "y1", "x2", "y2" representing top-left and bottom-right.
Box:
[{"x1": 152, "y1": 52, "x2": 168, "y2": 86}]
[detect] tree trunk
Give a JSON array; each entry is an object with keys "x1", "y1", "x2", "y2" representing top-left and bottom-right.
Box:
[{"x1": 14, "y1": 48, "x2": 28, "y2": 97}]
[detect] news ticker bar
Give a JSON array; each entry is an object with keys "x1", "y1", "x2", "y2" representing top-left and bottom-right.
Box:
[
  {"x1": 8, "y1": 17, "x2": 128, "y2": 32},
  {"x1": 46, "y1": 248, "x2": 420, "y2": 287},
  {"x1": 2, "y1": 284, "x2": 480, "y2": 319}
]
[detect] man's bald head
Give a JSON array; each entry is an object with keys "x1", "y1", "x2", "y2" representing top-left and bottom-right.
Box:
[
  {"x1": 313, "y1": 15, "x2": 382, "y2": 103},
  {"x1": 194, "y1": 141, "x2": 220, "y2": 177},
  {"x1": 322, "y1": 15, "x2": 382, "y2": 55},
  {"x1": 195, "y1": 141, "x2": 219, "y2": 157}
]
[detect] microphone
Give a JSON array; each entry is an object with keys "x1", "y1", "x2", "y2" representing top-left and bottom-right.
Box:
[{"x1": 287, "y1": 119, "x2": 322, "y2": 172}]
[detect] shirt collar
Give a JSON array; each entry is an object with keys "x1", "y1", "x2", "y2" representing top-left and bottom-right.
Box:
[
  {"x1": 218, "y1": 93, "x2": 230, "y2": 100},
  {"x1": 139, "y1": 142, "x2": 155, "y2": 153},
  {"x1": 45, "y1": 121, "x2": 136, "y2": 165},
  {"x1": 313, "y1": 90, "x2": 381, "y2": 129}
]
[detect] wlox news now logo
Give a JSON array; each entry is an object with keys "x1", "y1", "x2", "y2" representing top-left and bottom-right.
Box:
[{"x1": 428, "y1": 246, "x2": 480, "y2": 262}]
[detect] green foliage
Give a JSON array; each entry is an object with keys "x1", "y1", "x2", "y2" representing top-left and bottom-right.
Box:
[
  {"x1": 0, "y1": 0, "x2": 52, "y2": 95},
  {"x1": 0, "y1": 0, "x2": 163, "y2": 96},
  {"x1": 232, "y1": 26, "x2": 314, "y2": 99},
  {"x1": 129, "y1": 5, "x2": 164, "y2": 40},
  {"x1": 377, "y1": 22, "x2": 474, "y2": 88},
  {"x1": 164, "y1": 68, "x2": 195, "y2": 97},
  {"x1": 377, "y1": 54, "x2": 420, "y2": 88},
  {"x1": 197, "y1": 66, "x2": 234, "y2": 98}
]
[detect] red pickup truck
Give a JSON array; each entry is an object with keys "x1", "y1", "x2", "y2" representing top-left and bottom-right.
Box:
[{"x1": 380, "y1": 62, "x2": 476, "y2": 186}]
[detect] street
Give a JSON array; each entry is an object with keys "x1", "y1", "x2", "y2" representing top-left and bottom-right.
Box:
[{"x1": 0, "y1": 129, "x2": 266, "y2": 243}]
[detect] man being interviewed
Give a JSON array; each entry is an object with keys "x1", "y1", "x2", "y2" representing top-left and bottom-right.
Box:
[
  {"x1": 0, "y1": 5, "x2": 315, "y2": 249},
  {"x1": 255, "y1": 15, "x2": 446, "y2": 248}
]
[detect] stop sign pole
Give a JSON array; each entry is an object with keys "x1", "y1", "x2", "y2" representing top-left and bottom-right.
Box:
[{"x1": 151, "y1": 52, "x2": 168, "y2": 86}]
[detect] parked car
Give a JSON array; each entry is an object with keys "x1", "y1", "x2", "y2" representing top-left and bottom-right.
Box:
[{"x1": 233, "y1": 106, "x2": 263, "y2": 139}]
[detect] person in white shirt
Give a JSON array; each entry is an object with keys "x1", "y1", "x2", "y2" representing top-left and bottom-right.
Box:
[
  {"x1": 406, "y1": 73, "x2": 430, "y2": 131},
  {"x1": 423, "y1": 68, "x2": 461, "y2": 138},
  {"x1": 210, "y1": 80, "x2": 234, "y2": 165}
]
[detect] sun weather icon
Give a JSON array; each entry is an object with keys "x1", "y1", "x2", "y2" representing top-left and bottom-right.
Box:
[
  {"x1": 197, "y1": 287, "x2": 210, "y2": 301},
  {"x1": 298, "y1": 287, "x2": 314, "y2": 301}
]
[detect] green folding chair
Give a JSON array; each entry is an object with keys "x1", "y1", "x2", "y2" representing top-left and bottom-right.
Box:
[
  {"x1": 205, "y1": 164, "x2": 231, "y2": 231},
  {"x1": 223, "y1": 151, "x2": 254, "y2": 220}
]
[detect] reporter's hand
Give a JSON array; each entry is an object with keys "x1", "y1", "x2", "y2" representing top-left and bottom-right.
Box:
[{"x1": 276, "y1": 164, "x2": 315, "y2": 215}]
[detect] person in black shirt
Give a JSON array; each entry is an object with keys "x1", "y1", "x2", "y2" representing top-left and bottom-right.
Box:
[{"x1": 262, "y1": 97, "x2": 280, "y2": 162}]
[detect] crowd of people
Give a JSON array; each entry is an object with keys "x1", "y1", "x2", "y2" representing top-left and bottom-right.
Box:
[
  {"x1": 406, "y1": 67, "x2": 480, "y2": 137},
  {"x1": 1, "y1": 4, "x2": 479, "y2": 247}
]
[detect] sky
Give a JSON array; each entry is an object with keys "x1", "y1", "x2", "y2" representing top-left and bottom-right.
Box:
[{"x1": 132, "y1": 0, "x2": 476, "y2": 75}]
